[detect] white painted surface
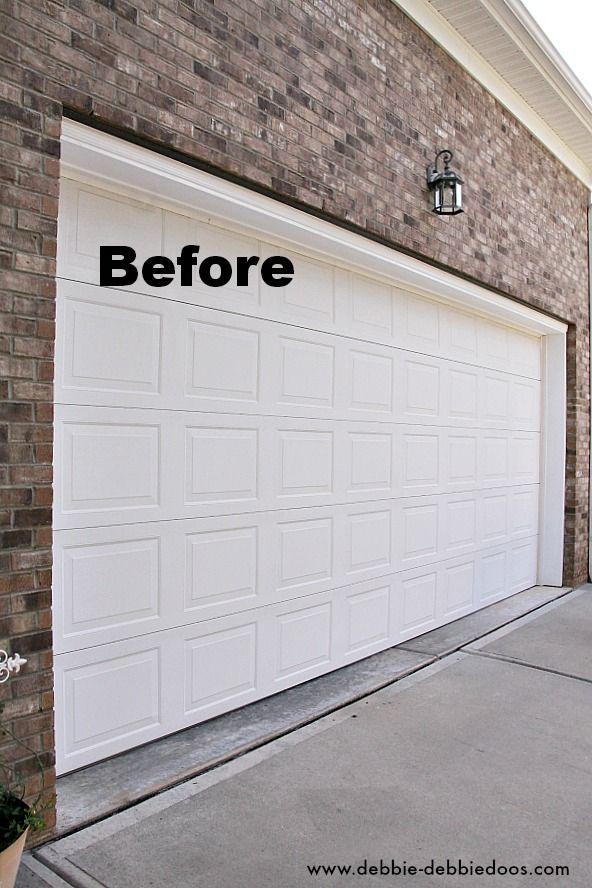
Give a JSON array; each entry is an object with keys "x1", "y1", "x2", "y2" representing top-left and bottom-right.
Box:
[{"x1": 54, "y1": 127, "x2": 566, "y2": 772}]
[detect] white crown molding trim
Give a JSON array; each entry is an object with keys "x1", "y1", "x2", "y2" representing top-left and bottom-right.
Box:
[
  {"x1": 392, "y1": 0, "x2": 592, "y2": 189},
  {"x1": 60, "y1": 119, "x2": 567, "y2": 336}
]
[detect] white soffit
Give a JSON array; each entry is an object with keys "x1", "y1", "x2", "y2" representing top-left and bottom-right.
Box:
[{"x1": 394, "y1": 0, "x2": 592, "y2": 189}]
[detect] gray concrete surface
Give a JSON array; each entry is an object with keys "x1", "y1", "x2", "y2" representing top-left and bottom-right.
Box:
[
  {"x1": 54, "y1": 647, "x2": 434, "y2": 835},
  {"x1": 19, "y1": 585, "x2": 591, "y2": 888},
  {"x1": 467, "y1": 591, "x2": 592, "y2": 681},
  {"x1": 53, "y1": 584, "x2": 570, "y2": 837}
]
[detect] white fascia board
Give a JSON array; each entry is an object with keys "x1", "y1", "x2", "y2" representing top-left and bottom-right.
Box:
[
  {"x1": 493, "y1": 0, "x2": 592, "y2": 125},
  {"x1": 392, "y1": 0, "x2": 592, "y2": 189},
  {"x1": 60, "y1": 120, "x2": 567, "y2": 337}
]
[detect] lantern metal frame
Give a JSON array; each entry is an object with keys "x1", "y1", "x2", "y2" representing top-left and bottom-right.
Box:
[{"x1": 426, "y1": 149, "x2": 464, "y2": 215}]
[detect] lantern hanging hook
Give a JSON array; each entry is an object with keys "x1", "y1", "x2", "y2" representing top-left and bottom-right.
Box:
[
  {"x1": 427, "y1": 149, "x2": 455, "y2": 183},
  {"x1": 434, "y1": 148, "x2": 453, "y2": 170}
]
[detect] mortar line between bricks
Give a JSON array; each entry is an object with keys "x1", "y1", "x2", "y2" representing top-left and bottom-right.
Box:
[{"x1": 463, "y1": 648, "x2": 592, "y2": 685}]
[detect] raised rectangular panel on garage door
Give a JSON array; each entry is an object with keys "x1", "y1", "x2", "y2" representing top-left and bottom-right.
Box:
[
  {"x1": 56, "y1": 280, "x2": 541, "y2": 435},
  {"x1": 54, "y1": 141, "x2": 559, "y2": 773}
]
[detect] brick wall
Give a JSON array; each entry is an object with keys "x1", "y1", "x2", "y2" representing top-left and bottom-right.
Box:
[{"x1": 0, "y1": 0, "x2": 589, "y2": 839}]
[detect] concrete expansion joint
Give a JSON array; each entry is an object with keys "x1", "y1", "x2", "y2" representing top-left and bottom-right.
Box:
[{"x1": 463, "y1": 647, "x2": 592, "y2": 686}]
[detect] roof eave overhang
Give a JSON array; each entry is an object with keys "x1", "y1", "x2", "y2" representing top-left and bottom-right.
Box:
[{"x1": 393, "y1": 0, "x2": 592, "y2": 190}]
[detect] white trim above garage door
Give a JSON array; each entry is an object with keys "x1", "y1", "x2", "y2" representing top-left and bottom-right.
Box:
[{"x1": 54, "y1": 121, "x2": 567, "y2": 773}]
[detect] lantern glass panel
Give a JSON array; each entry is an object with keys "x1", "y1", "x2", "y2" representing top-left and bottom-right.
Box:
[
  {"x1": 442, "y1": 181, "x2": 455, "y2": 212},
  {"x1": 434, "y1": 184, "x2": 442, "y2": 211}
]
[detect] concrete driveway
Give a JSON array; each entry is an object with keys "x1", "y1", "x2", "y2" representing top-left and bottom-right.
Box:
[{"x1": 20, "y1": 586, "x2": 592, "y2": 887}]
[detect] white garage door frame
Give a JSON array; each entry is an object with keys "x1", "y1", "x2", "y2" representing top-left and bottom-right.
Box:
[
  {"x1": 59, "y1": 120, "x2": 567, "y2": 587},
  {"x1": 54, "y1": 121, "x2": 567, "y2": 771}
]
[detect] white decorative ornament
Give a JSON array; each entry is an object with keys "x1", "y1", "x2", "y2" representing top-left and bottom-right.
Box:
[{"x1": 0, "y1": 651, "x2": 27, "y2": 683}]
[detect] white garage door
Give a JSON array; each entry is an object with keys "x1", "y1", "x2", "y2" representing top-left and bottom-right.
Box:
[{"x1": 54, "y1": 173, "x2": 544, "y2": 773}]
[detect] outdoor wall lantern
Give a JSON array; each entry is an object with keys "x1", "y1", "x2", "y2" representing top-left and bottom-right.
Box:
[{"x1": 426, "y1": 149, "x2": 464, "y2": 215}]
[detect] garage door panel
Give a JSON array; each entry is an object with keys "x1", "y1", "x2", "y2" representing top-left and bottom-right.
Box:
[
  {"x1": 59, "y1": 418, "x2": 161, "y2": 517},
  {"x1": 447, "y1": 433, "x2": 478, "y2": 489},
  {"x1": 344, "y1": 584, "x2": 391, "y2": 657},
  {"x1": 276, "y1": 336, "x2": 336, "y2": 409},
  {"x1": 399, "y1": 570, "x2": 439, "y2": 636},
  {"x1": 53, "y1": 490, "x2": 539, "y2": 655},
  {"x1": 478, "y1": 317, "x2": 510, "y2": 365},
  {"x1": 57, "y1": 180, "x2": 164, "y2": 287},
  {"x1": 56, "y1": 640, "x2": 167, "y2": 772},
  {"x1": 59, "y1": 293, "x2": 163, "y2": 395},
  {"x1": 184, "y1": 622, "x2": 258, "y2": 717},
  {"x1": 348, "y1": 348, "x2": 394, "y2": 414},
  {"x1": 447, "y1": 367, "x2": 479, "y2": 421},
  {"x1": 477, "y1": 549, "x2": 509, "y2": 605},
  {"x1": 273, "y1": 601, "x2": 333, "y2": 683},
  {"x1": 55, "y1": 175, "x2": 546, "y2": 773},
  {"x1": 441, "y1": 308, "x2": 479, "y2": 363},
  {"x1": 481, "y1": 491, "x2": 510, "y2": 545},
  {"x1": 396, "y1": 289, "x2": 441, "y2": 353},
  {"x1": 511, "y1": 433, "x2": 541, "y2": 482},
  {"x1": 54, "y1": 406, "x2": 539, "y2": 528},
  {"x1": 59, "y1": 535, "x2": 161, "y2": 640},
  {"x1": 56, "y1": 630, "x2": 186, "y2": 773},
  {"x1": 56, "y1": 281, "x2": 541, "y2": 434},
  {"x1": 346, "y1": 509, "x2": 392, "y2": 575},
  {"x1": 509, "y1": 539, "x2": 539, "y2": 593},
  {"x1": 164, "y1": 208, "x2": 262, "y2": 308},
  {"x1": 187, "y1": 320, "x2": 260, "y2": 403},
  {"x1": 348, "y1": 432, "x2": 393, "y2": 493},
  {"x1": 398, "y1": 356, "x2": 441, "y2": 420},
  {"x1": 442, "y1": 497, "x2": 477, "y2": 554},
  {"x1": 186, "y1": 525, "x2": 259, "y2": 610},
  {"x1": 276, "y1": 516, "x2": 334, "y2": 589},
  {"x1": 509, "y1": 487, "x2": 539, "y2": 535},
  {"x1": 260, "y1": 245, "x2": 337, "y2": 326},
  {"x1": 348, "y1": 274, "x2": 394, "y2": 338},
  {"x1": 398, "y1": 430, "x2": 441, "y2": 493},
  {"x1": 442, "y1": 561, "x2": 476, "y2": 619},
  {"x1": 400, "y1": 502, "x2": 439, "y2": 562},
  {"x1": 510, "y1": 377, "x2": 541, "y2": 426},
  {"x1": 54, "y1": 536, "x2": 537, "y2": 772},
  {"x1": 507, "y1": 327, "x2": 542, "y2": 378},
  {"x1": 186, "y1": 426, "x2": 259, "y2": 505}
]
